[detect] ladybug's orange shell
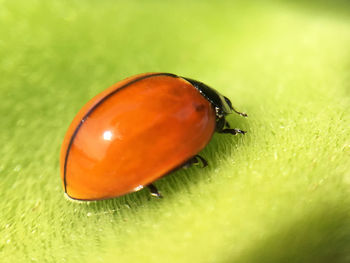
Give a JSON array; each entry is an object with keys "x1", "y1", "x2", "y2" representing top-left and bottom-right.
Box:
[{"x1": 60, "y1": 73, "x2": 216, "y2": 200}]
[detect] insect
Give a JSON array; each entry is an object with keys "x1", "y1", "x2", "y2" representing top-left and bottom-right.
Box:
[{"x1": 60, "y1": 73, "x2": 247, "y2": 201}]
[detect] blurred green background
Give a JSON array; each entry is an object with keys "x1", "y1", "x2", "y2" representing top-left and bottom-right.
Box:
[{"x1": 1, "y1": 0, "x2": 350, "y2": 262}]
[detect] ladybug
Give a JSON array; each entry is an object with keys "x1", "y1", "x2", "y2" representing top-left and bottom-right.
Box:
[{"x1": 60, "y1": 73, "x2": 247, "y2": 201}]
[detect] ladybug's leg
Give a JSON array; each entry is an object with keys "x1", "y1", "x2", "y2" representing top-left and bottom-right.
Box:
[
  {"x1": 220, "y1": 128, "x2": 246, "y2": 135},
  {"x1": 182, "y1": 155, "x2": 208, "y2": 169},
  {"x1": 216, "y1": 117, "x2": 226, "y2": 132},
  {"x1": 148, "y1": 184, "x2": 163, "y2": 198},
  {"x1": 217, "y1": 117, "x2": 246, "y2": 135},
  {"x1": 232, "y1": 107, "x2": 248, "y2": 117},
  {"x1": 194, "y1": 155, "x2": 208, "y2": 167}
]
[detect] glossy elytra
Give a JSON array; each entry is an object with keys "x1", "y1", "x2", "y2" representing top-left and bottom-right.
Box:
[{"x1": 60, "y1": 73, "x2": 247, "y2": 201}]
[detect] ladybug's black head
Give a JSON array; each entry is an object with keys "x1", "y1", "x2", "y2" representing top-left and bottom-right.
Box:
[{"x1": 182, "y1": 77, "x2": 233, "y2": 117}]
